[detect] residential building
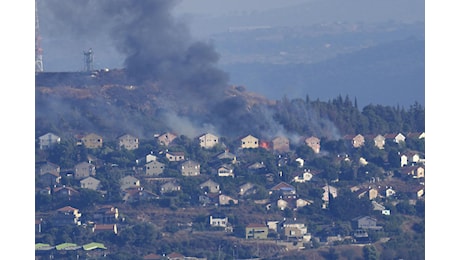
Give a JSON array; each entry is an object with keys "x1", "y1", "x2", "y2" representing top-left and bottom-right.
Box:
[
  {"x1": 272, "y1": 136, "x2": 290, "y2": 153},
  {"x1": 180, "y1": 160, "x2": 200, "y2": 176},
  {"x1": 93, "y1": 205, "x2": 119, "y2": 224},
  {"x1": 74, "y1": 161, "x2": 96, "y2": 180},
  {"x1": 240, "y1": 134, "x2": 259, "y2": 149},
  {"x1": 81, "y1": 133, "x2": 103, "y2": 149},
  {"x1": 200, "y1": 179, "x2": 220, "y2": 194},
  {"x1": 157, "y1": 132, "x2": 177, "y2": 146},
  {"x1": 217, "y1": 164, "x2": 234, "y2": 177},
  {"x1": 38, "y1": 132, "x2": 61, "y2": 150},
  {"x1": 166, "y1": 151, "x2": 185, "y2": 162},
  {"x1": 245, "y1": 223, "x2": 268, "y2": 239},
  {"x1": 80, "y1": 176, "x2": 101, "y2": 190},
  {"x1": 117, "y1": 133, "x2": 139, "y2": 150},
  {"x1": 145, "y1": 160, "x2": 165, "y2": 176},
  {"x1": 53, "y1": 206, "x2": 82, "y2": 226},
  {"x1": 305, "y1": 136, "x2": 321, "y2": 153},
  {"x1": 198, "y1": 133, "x2": 219, "y2": 149},
  {"x1": 119, "y1": 175, "x2": 140, "y2": 190}
]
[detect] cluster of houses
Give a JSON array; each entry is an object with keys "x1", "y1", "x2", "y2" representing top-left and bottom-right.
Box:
[
  {"x1": 37, "y1": 130, "x2": 425, "y2": 196},
  {"x1": 36, "y1": 130, "x2": 425, "y2": 255}
]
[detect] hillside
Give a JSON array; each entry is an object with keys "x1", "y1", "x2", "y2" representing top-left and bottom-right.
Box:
[
  {"x1": 35, "y1": 70, "x2": 274, "y2": 140},
  {"x1": 220, "y1": 37, "x2": 424, "y2": 109}
]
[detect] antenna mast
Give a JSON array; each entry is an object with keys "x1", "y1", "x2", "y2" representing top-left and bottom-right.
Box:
[
  {"x1": 83, "y1": 48, "x2": 94, "y2": 72},
  {"x1": 35, "y1": 0, "x2": 44, "y2": 72}
]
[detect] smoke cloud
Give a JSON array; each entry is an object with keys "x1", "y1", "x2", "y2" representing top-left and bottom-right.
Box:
[{"x1": 37, "y1": 0, "x2": 340, "y2": 142}]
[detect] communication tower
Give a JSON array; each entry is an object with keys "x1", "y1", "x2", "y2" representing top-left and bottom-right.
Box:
[
  {"x1": 35, "y1": 0, "x2": 44, "y2": 72},
  {"x1": 83, "y1": 48, "x2": 94, "y2": 72}
]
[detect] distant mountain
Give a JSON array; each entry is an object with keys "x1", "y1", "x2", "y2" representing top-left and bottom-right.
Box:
[{"x1": 220, "y1": 37, "x2": 424, "y2": 109}]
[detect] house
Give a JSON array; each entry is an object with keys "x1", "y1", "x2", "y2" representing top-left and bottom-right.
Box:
[
  {"x1": 53, "y1": 206, "x2": 82, "y2": 226},
  {"x1": 119, "y1": 175, "x2": 140, "y2": 190},
  {"x1": 166, "y1": 151, "x2": 185, "y2": 162},
  {"x1": 272, "y1": 136, "x2": 290, "y2": 153},
  {"x1": 401, "y1": 184, "x2": 425, "y2": 200},
  {"x1": 217, "y1": 164, "x2": 234, "y2": 177},
  {"x1": 216, "y1": 149, "x2": 237, "y2": 164},
  {"x1": 80, "y1": 176, "x2": 101, "y2": 190},
  {"x1": 400, "y1": 165, "x2": 425, "y2": 179},
  {"x1": 209, "y1": 215, "x2": 228, "y2": 228},
  {"x1": 146, "y1": 154, "x2": 157, "y2": 163},
  {"x1": 145, "y1": 160, "x2": 165, "y2": 176},
  {"x1": 280, "y1": 218, "x2": 310, "y2": 241},
  {"x1": 39, "y1": 161, "x2": 60, "y2": 176},
  {"x1": 81, "y1": 133, "x2": 103, "y2": 149},
  {"x1": 123, "y1": 187, "x2": 160, "y2": 202},
  {"x1": 73, "y1": 161, "x2": 96, "y2": 180},
  {"x1": 199, "y1": 192, "x2": 220, "y2": 206},
  {"x1": 92, "y1": 224, "x2": 118, "y2": 234},
  {"x1": 219, "y1": 194, "x2": 238, "y2": 205},
  {"x1": 383, "y1": 186, "x2": 396, "y2": 198},
  {"x1": 354, "y1": 187, "x2": 379, "y2": 200},
  {"x1": 180, "y1": 160, "x2": 200, "y2": 176},
  {"x1": 248, "y1": 162, "x2": 267, "y2": 172},
  {"x1": 117, "y1": 133, "x2": 139, "y2": 150},
  {"x1": 401, "y1": 150, "x2": 423, "y2": 166},
  {"x1": 352, "y1": 216, "x2": 382, "y2": 230},
  {"x1": 143, "y1": 253, "x2": 162, "y2": 260},
  {"x1": 364, "y1": 134, "x2": 385, "y2": 149},
  {"x1": 296, "y1": 198, "x2": 313, "y2": 208},
  {"x1": 322, "y1": 184, "x2": 338, "y2": 208},
  {"x1": 269, "y1": 182, "x2": 296, "y2": 196},
  {"x1": 304, "y1": 136, "x2": 321, "y2": 153},
  {"x1": 384, "y1": 132, "x2": 406, "y2": 144},
  {"x1": 198, "y1": 133, "x2": 219, "y2": 148},
  {"x1": 38, "y1": 172, "x2": 61, "y2": 186},
  {"x1": 166, "y1": 252, "x2": 185, "y2": 260},
  {"x1": 406, "y1": 132, "x2": 425, "y2": 140},
  {"x1": 292, "y1": 169, "x2": 314, "y2": 183},
  {"x1": 38, "y1": 132, "x2": 61, "y2": 150},
  {"x1": 93, "y1": 205, "x2": 119, "y2": 224},
  {"x1": 371, "y1": 201, "x2": 386, "y2": 212},
  {"x1": 53, "y1": 186, "x2": 80, "y2": 200},
  {"x1": 200, "y1": 179, "x2": 220, "y2": 194},
  {"x1": 157, "y1": 132, "x2": 177, "y2": 146},
  {"x1": 343, "y1": 134, "x2": 365, "y2": 148},
  {"x1": 240, "y1": 134, "x2": 259, "y2": 149},
  {"x1": 245, "y1": 223, "x2": 268, "y2": 239},
  {"x1": 239, "y1": 182, "x2": 256, "y2": 196},
  {"x1": 277, "y1": 197, "x2": 297, "y2": 210},
  {"x1": 160, "y1": 181, "x2": 181, "y2": 194}
]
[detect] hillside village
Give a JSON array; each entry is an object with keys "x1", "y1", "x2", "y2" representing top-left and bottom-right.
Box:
[{"x1": 35, "y1": 128, "x2": 425, "y2": 259}]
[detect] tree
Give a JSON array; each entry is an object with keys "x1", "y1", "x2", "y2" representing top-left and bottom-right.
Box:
[
  {"x1": 328, "y1": 190, "x2": 372, "y2": 221},
  {"x1": 363, "y1": 245, "x2": 379, "y2": 260}
]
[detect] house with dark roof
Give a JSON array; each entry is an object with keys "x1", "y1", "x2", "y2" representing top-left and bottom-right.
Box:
[
  {"x1": 269, "y1": 182, "x2": 296, "y2": 195},
  {"x1": 52, "y1": 206, "x2": 82, "y2": 226},
  {"x1": 92, "y1": 223, "x2": 118, "y2": 234},
  {"x1": 245, "y1": 223, "x2": 268, "y2": 239}
]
